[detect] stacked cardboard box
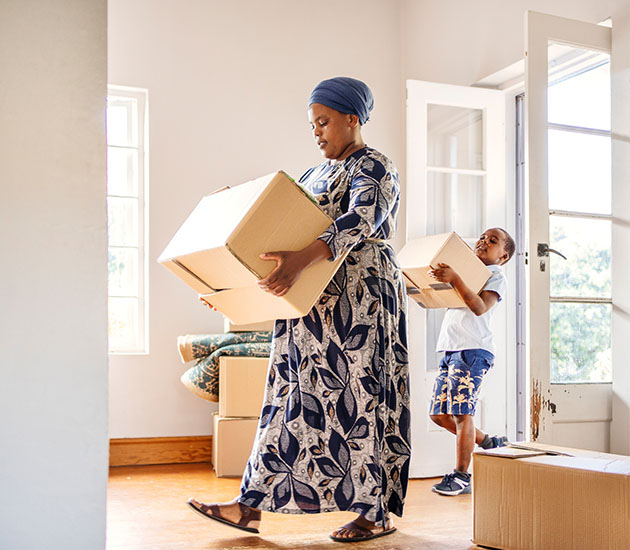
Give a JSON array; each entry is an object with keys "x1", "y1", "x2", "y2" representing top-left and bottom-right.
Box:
[
  {"x1": 473, "y1": 442, "x2": 630, "y2": 549},
  {"x1": 212, "y1": 353, "x2": 270, "y2": 478},
  {"x1": 223, "y1": 318, "x2": 275, "y2": 333},
  {"x1": 398, "y1": 232, "x2": 491, "y2": 308}
]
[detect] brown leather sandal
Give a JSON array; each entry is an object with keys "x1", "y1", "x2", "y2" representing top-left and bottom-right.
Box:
[
  {"x1": 186, "y1": 498, "x2": 261, "y2": 533},
  {"x1": 329, "y1": 518, "x2": 397, "y2": 543}
]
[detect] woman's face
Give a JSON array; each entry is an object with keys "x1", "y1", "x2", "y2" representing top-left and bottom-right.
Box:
[{"x1": 308, "y1": 103, "x2": 358, "y2": 160}]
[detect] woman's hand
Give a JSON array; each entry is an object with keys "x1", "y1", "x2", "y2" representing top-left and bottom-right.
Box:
[
  {"x1": 257, "y1": 250, "x2": 308, "y2": 297},
  {"x1": 428, "y1": 263, "x2": 459, "y2": 285},
  {"x1": 257, "y1": 239, "x2": 333, "y2": 297}
]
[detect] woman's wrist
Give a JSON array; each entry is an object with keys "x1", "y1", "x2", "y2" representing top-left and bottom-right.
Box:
[{"x1": 302, "y1": 239, "x2": 333, "y2": 267}]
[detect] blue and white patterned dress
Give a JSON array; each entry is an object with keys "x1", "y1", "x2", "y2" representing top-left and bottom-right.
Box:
[{"x1": 238, "y1": 147, "x2": 410, "y2": 525}]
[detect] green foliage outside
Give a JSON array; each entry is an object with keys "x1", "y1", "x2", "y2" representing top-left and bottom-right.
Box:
[{"x1": 549, "y1": 218, "x2": 611, "y2": 383}]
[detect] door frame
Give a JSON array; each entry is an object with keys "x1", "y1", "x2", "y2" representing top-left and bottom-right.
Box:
[{"x1": 405, "y1": 79, "x2": 512, "y2": 476}]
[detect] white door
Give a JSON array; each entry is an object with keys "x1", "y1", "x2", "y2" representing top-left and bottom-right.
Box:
[
  {"x1": 525, "y1": 11, "x2": 613, "y2": 448},
  {"x1": 406, "y1": 80, "x2": 510, "y2": 477}
]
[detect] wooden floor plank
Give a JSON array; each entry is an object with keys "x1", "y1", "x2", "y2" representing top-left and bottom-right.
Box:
[{"x1": 107, "y1": 463, "x2": 480, "y2": 550}]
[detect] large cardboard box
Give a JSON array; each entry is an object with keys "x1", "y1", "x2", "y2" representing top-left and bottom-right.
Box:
[
  {"x1": 212, "y1": 414, "x2": 259, "y2": 478},
  {"x1": 223, "y1": 318, "x2": 275, "y2": 333},
  {"x1": 158, "y1": 171, "x2": 345, "y2": 324},
  {"x1": 398, "y1": 232, "x2": 491, "y2": 308},
  {"x1": 219, "y1": 356, "x2": 269, "y2": 418},
  {"x1": 473, "y1": 443, "x2": 630, "y2": 550}
]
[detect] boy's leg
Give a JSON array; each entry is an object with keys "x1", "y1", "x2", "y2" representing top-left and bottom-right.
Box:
[
  {"x1": 453, "y1": 414, "x2": 475, "y2": 472},
  {"x1": 429, "y1": 414, "x2": 490, "y2": 446},
  {"x1": 432, "y1": 350, "x2": 496, "y2": 497}
]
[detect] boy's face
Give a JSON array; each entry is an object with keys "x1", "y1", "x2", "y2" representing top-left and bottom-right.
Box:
[{"x1": 474, "y1": 228, "x2": 509, "y2": 266}]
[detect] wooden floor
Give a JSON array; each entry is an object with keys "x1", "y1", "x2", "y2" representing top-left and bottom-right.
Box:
[{"x1": 107, "y1": 463, "x2": 480, "y2": 550}]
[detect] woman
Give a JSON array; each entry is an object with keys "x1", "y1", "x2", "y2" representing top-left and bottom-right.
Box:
[{"x1": 188, "y1": 77, "x2": 410, "y2": 543}]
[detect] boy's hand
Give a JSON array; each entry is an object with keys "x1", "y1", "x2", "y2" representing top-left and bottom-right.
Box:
[{"x1": 428, "y1": 263, "x2": 459, "y2": 284}]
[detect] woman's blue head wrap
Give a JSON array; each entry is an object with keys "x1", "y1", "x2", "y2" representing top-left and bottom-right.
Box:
[{"x1": 308, "y1": 77, "x2": 374, "y2": 125}]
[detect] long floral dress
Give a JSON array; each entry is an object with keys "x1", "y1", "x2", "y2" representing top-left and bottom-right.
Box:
[{"x1": 238, "y1": 147, "x2": 410, "y2": 525}]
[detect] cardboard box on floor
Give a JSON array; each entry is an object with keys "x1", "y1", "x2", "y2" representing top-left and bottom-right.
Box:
[
  {"x1": 223, "y1": 318, "x2": 275, "y2": 333},
  {"x1": 219, "y1": 356, "x2": 269, "y2": 418},
  {"x1": 473, "y1": 442, "x2": 630, "y2": 550},
  {"x1": 158, "y1": 171, "x2": 345, "y2": 325},
  {"x1": 398, "y1": 232, "x2": 491, "y2": 309},
  {"x1": 212, "y1": 414, "x2": 259, "y2": 478}
]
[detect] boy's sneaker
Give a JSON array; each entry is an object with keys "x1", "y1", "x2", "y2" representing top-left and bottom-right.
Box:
[
  {"x1": 479, "y1": 434, "x2": 508, "y2": 449},
  {"x1": 432, "y1": 470, "x2": 471, "y2": 496}
]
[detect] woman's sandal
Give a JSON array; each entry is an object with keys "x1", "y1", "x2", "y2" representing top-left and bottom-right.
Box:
[
  {"x1": 186, "y1": 498, "x2": 261, "y2": 534},
  {"x1": 329, "y1": 518, "x2": 397, "y2": 543}
]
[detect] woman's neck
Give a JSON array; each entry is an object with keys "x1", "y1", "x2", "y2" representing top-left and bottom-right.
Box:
[{"x1": 331, "y1": 140, "x2": 366, "y2": 164}]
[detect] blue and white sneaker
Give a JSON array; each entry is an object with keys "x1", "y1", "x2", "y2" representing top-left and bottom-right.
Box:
[
  {"x1": 432, "y1": 470, "x2": 471, "y2": 496},
  {"x1": 479, "y1": 434, "x2": 508, "y2": 449}
]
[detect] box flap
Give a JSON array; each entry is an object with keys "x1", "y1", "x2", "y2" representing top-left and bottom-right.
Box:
[
  {"x1": 201, "y1": 253, "x2": 346, "y2": 325},
  {"x1": 158, "y1": 176, "x2": 270, "y2": 263},
  {"x1": 525, "y1": 454, "x2": 630, "y2": 475},
  {"x1": 475, "y1": 446, "x2": 549, "y2": 459},
  {"x1": 476, "y1": 442, "x2": 630, "y2": 475},
  {"x1": 397, "y1": 232, "x2": 452, "y2": 268},
  {"x1": 406, "y1": 283, "x2": 469, "y2": 309}
]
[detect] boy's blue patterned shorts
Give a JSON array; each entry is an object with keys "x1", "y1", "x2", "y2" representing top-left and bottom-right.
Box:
[{"x1": 429, "y1": 349, "x2": 494, "y2": 416}]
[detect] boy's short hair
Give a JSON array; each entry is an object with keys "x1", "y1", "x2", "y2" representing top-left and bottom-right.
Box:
[{"x1": 496, "y1": 227, "x2": 515, "y2": 262}]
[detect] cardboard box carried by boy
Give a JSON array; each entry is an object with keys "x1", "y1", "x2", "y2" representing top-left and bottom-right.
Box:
[
  {"x1": 398, "y1": 232, "x2": 491, "y2": 308},
  {"x1": 158, "y1": 171, "x2": 345, "y2": 324}
]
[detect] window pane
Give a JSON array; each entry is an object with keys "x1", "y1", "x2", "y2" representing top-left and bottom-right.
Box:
[
  {"x1": 550, "y1": 216, "x2": 610, "y2": 298},
  {"x1": 550, "y1": 302, "x2": 611, "y2": 383},
  {"x1": 548, "y1": 53, "x2": 610, "y2": 131},
  {"x1": 107, "y1": 147, "x2": 139, "y2": 197},
  {"x1": 427, "y1": 105, "x2": 483, "y2": 170},
  {"x1": 107, "y1": 197, "x2": 139, "y2": 247},
  {"x1": 108, "y1": 248, "x2": 139, "y2": 297},
  {"x1": 106, "y1": 97, "x2": 138, "y2": 147},
  {"x1": 108, "y1": 297, "x2": 140, "y2": 352},
  {"x1": 548, "y1": 129, "x2": 610, "y2": 214},
  {"x1": 427, "y1": 171, "x2": 483, "y2": 237}
]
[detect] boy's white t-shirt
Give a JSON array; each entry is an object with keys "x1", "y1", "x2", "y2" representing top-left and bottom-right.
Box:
[{"x1": 435, "y1": 264, "x2": 507, "y2": 355}]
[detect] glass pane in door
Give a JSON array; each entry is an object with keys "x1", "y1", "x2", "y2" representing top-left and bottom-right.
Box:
[
  {"x1": 550, "y1": 302, "x2": 611, "y2": 383},
  {"x1": 548, "y1": 130, "x2": 611, "y2": 214},
  {"x1": 426, "y1": 171, "x2": 483, "y2": 237},
  {"x1": 547, "y1": 46, "x2": 610, "y2": 130},
  {"x1": 427, "y1": 105, "x2": 483, "y2": 169},
  {"x1": 549, "y1": 216, "x2": 610, "y2": 298}
]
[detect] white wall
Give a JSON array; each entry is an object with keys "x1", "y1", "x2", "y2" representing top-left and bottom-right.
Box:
[
  {"x1": 0, "y1": 2, "x2": 108, "y2": 549},
  {"x1": 402, "y1": 0, "x2": 620, "y2": 85},
  {"x1": 107, "y1": 0, "x2": 405, "y2": 437}
]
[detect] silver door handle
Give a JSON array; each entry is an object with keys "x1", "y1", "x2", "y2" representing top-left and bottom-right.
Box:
[{"x1": 537, "y1": 243, "x2": 567, "y2": 260}]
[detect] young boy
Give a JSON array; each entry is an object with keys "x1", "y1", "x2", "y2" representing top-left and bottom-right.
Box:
[{"x1": 428, "y1": 227, "x2": 515, "y2": 496}]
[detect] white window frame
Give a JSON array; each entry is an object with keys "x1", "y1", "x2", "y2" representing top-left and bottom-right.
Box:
[{"x1": 107, "y1": 85, "x2": 149, "y2": 355}]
